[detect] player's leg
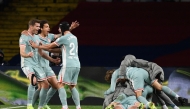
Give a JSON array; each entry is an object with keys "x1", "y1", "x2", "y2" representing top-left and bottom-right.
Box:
[
  {"x1": 130, "y1": 69, "x2": 152, "y2": 109},
  {"x1": 57, "y1": 67, "x2": 68, "y2": 109},
  {"x1": 142, "y1": 85, "x2": 153, "y2": 101},
  {"x1": 130, "y1": 68, "x2": 157, "y2": 109},
  {"x1": 152, "y1": 80, "x2": 187, "y2": 106},
  {"x1": 68, "y1": 67, "x2": 81, "y2": 109},
  {"x1": 154, "y1": 91, "x2": 168, "y2": 109},
  {"x1": 33, "y1": 67, "x2": 49, "y2": 109},
  {"x1": 43, "y1": 67, "x2": 58, "y2": 109},
  {"x1": 22, "y1": 67, "x2": 37, "y2": 109},
  {"x1": 32, "y1": 83, "x2": 41, "y2": 106},
  {"x1": 154, "y1": 89, "x2": 180, "y2": 109}
]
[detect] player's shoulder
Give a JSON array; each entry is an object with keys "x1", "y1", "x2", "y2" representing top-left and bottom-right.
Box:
[
  {"x1": 34, "y1": 34, "x2": 39, "y2": 37},
  {"x1": 20, "y1": 34, "x2": 29, "y2": 40},
  {"x1": 113, "y1": 69, "x2": 119, "y2": 74},
  {"x1": 48, "y1": 33, "x2": 54, "y2": 36},
  {"x1": 66, "y1": 33, "x2": 77, "y2": 39},
  {"x1": 34, "y1": 34, "x2": 40, "y2": 39}
]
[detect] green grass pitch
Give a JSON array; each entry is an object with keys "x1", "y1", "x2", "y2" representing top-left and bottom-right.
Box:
[{"x1": 0, "y1": 105, "x2": 189, "y2": 109}]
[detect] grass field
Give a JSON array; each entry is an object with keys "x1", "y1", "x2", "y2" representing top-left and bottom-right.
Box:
[{"x1": 0, "y1": 105, "x2": 189, "y2": 109}]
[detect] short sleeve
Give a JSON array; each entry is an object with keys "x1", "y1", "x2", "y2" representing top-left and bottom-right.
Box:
[
  {"x1": 48, "y1": 33, "x2": 55, "y2": 42},
  {"x1": 54, "y1": 36, "x2": 67, "y2": 47},
  {"x1": 19, "y1": 35, "x2": 27, "y2": 46}
]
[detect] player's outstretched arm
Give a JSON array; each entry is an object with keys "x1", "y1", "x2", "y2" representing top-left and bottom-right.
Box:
[
  {"x1": 48, "y1": 48, "x2": 62, "y2": 53},
  {"x1": 38, "y1": 49, "x2": 60, "y2": 64},
  {"x1": 29, "y1": 40, "x2": 57, "y2": 50}
]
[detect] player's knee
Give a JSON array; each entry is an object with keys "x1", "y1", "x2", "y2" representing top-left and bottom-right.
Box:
[
  {"x1": 40, "y1": 80, "x2": 49, "y2": 88},
  {"x1": 48, "y1": 78, "x2": 58, "y2": 89},
  {"x1": 57, "y1": 82, "x2": 64, "y2": 89},
  {"x1": 135, "y1": 90, "x2": 142, "y2": 97},
  {"x1": 37, "y1": 83, "x2": 41, "y2": 90},
  {"x1": 69, "y1": 85, "x2": 76, "y2": 90},
  {"x1": 152, "y1": 81, "x2": 162, "y2": 90}
]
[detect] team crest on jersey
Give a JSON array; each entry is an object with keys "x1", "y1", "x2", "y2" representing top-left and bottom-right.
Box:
[
  {"x1": 56, "y1": 38, "x2": 60, "y2": 41},
  {"x1": 20, "y1": 38, "x2": 23, "y2": 43},
  {"x1": 48, "y1": 39, "x2": 51, "y2": 42}
]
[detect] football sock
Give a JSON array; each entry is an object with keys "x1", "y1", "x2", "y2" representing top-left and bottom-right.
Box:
[
  {"x1": 137, "y1": 96, "x2": 149, "y2": 105},
  {"x1": 58, "y1": 87, "x2": 67, "y2": 106},
  {"x1": 71, "y1": 87, "x2": 80, "y2": 107},
  {"x1": 32, "y1": 89, "x2": 40, "y2": 106},
  {"x1": 28, "y1": 84, "x2": 36, "y2": 105},
  {"x1": 161, "y1": 86, "x2": 177, "y2": 98},
  {"x1": 44, "y1": 87, "x2": 57, "y2": 105},
  {"x1": 156, "y1": 90, "x2": 175, "y2": 108},
  {"x1": 38, "y1": 88, "x2": 48, "y2": 107}
]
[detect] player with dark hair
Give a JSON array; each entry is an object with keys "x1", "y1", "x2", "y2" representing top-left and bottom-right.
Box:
[
  {"x1": 23, "y1": 20, "x2": 79, "y2": 109},
  {"x1": 0, "y1": 49, "x2": 4, "y2": 65},
  {"x1": 104, "y1": 69, "x2": 155, "y2": 109},
  {"x1": 118, "y1": 54, "x2": 187, "y2": 108},
  {"x1": 19, "y1": 19, "x2": 60, "y2": 109},
  {"x1": 30, "y1": 21, "x2": 81, "y2": 109}
]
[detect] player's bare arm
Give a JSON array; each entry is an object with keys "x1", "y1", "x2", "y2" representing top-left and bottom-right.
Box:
[
  {"x1": 48, "y1": 48, "x2": 62, "y2": 53},
  {"x1": 38, "y1": 48, "x2": 60, "y2": 65},
  {"x1": 20, "y1": 45, "x2": 33, "y2": 58},
  {"x1": 29, "y1": 40, "x2": 57, "y2": 51}
]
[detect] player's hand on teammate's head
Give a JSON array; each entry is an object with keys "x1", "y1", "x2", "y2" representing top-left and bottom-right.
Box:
[
  {"x1": 21, "y1": 30, "x2": 29, "y2": 35},
  {"x1": 27, "y1": 51, "x2": 33, "y2": 57},
  {"x1": 29, "y1": 40, "x2": 38, "y2": 48},
  {"x1": 70, "y1": 20, "x2": 79, "y2": 30}
]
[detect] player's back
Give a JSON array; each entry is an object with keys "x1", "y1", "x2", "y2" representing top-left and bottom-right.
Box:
[{"x1": 56, "y1": 33, "x2": 80, "y2": 68}]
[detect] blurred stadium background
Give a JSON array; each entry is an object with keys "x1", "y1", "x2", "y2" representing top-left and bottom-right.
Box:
[{"x1": 0, "y1": 0, "x2": 190, "y2": 108}]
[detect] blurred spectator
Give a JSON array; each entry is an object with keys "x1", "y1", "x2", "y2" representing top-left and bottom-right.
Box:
[
  {"x1": 8, "y1": 53, "x2": 21, "y2": 66},
  {"x1": 0, "y1": 49, "x2": 5, "y2": 65},
  {"x1": 0, "y1": 0, "x2": 12, "y2": 11},
  {"x1": 50, "y1": 52, "x2": 62, "y2": 66},
  {"x1": 0, "y1": 0, "x2": 3, "y2": 11}
]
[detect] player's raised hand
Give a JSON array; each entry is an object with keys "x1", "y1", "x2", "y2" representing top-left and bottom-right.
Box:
[
  {"x1": 29, "y1": 40, "x2": 38, "y2": 48},
  {"x1": 27, "y1": 51, "x2": 33, "y2": 57},
  {"x1": 70, "y1": 20, "x2": 79, "y2": 30},
  {"x1": 21, "y1": 30, "x2": 29, "y2": 35}
]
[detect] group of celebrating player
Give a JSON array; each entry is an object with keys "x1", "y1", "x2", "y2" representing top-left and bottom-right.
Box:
[
  {"x1": 103, "y1": 55, "x2": 188, "y2": 109},
  {"x1": 19, "y1": 19, "x2": 187, "y2": 109},
  {"x1": 19, "y1": 19, "x2": 81, "y2": 109}
]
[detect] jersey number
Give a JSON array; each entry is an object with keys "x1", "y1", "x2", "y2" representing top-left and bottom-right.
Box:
[{"x1": 69, "y1": 43, "x2": 78, "y2": 55}]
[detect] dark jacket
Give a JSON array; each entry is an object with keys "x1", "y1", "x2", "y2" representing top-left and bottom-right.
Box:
[{"x1": 103, "y1": 81, "x2": 135, "y2": 109}]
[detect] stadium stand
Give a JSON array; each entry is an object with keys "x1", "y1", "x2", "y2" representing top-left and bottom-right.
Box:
[
  {"x1": 0, "y1": 0, "x2": 79, "y2": 62},
  {"x1": 50, "y1": 2, "x2": 190, "y2": 67}
]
